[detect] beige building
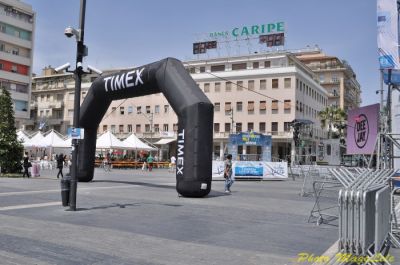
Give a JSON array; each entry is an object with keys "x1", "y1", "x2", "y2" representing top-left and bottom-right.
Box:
[
  {"x1": 296, "y1": 48, "x2": 361, "y2": 111},
  {"x1": 30, "y1": 51, "x2": 330, "y2": 161},
  {"x1": 0, "y1": 0, "x2": 35, "y2": 128}
]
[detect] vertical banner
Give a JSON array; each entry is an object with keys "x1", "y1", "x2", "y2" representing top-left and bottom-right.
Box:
[
  {"x1": 377, "y1": 0, "x2": 400, "y2": 69},
  {"x1": 346, "y1": 104, "x2": 380, "y2": 155}
]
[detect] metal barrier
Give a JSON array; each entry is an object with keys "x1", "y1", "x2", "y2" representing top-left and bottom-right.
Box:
[{"x1": 337, "y1": 169, "x2": 394, "y2": 258}]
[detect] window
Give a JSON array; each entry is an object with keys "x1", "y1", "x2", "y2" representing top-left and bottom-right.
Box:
[
  {"x1": 253, "y1": 62, "x2": 259, "y2": 69},
  {"x1": 284, "y1": 78, "x2": 291, "y2": 88},
  {"x1": 284, "y1": 100, "x2": 291, "y2": 113},
  {"x1": 215, "y1": 82, "x2": 221, "y2": 92},
  {"x1": 68, "y1": 92, "x2": 74, "y2": 100},
  {"x1": 260, "y1": 101, "x2": 266, "y2": 114},
  {"x1": 200, "y1": 66, "x2": 205, "y2": 73},
  {"x1": 173, "y1": 124, "x2": 178, "y2": 132},
  {"x1": 155, "y1": 105, "x2": 160, "y2": 114},
  {"x1": 120, "y1": 107, "x2": 124, "y2": 115},
  {"x1": 56, "y1": 94, "x2": 63, "y2": 101},
  {"x1": 319, "y1": 74, "x2": 325, "y2": 83},
  {"x1": 247, "y1": 101, "x2": 254, "y2": 112},
  {"x1": 236, "y1": 81, "x2": 243, "y2": 91},
  {"x1": 225, "y1": 123, "x2": 231, "y2": 132},
  {"x1": 225, "y1": 102, "x2": 232, "y2": 113},
  {"x1": 265, "y1": 61, "x2": 271, "y2": 68},
  {"x1": 127, "y1": 124, "x2": 132, "y2": 132},
  {"x1": 103, "y1": 125, "x2": 107, "y2": 132},
  {"x1": 284, "y1": 122, "x2": 291, "y2": 132},
  {"x1": 259, "y1": 122, "x2": 266, "y2": 133},
  {"x1": 210, "y1": 64, "x2": 225, "y2": 72},
  {"x1": 214, "y1": 102, "x2": 220, "y2": 112},
  {"x1": 204, "y1": 83, "x2": 210, "y2": 93},
  {"x1": 163, "y1": 124, "x2": 169, "y2": 131},
  {"x1": 271, "y1": 122, "x2": 278, "y2": 134},
  {"x1": 45, "y1": 110, "x2": 50, "y2": 117},
  {"x1": 327, "y1": 144, "x2": 332, "y2": 156},
  {"x1": 247, "y1": 122, "x2": 254, "y2": 132},
  {"x1": 14, "y1": 100, "x2": 28, "y2": 112},
  {"x1": 332, "y1": 74, "x2": 339, "y2": 83},
  {"x1": 154, "y1": 124, "x2": 160, "y2": 132},
  {"x1": 272, "y1": 78, "x2": 279, "y2": 89},
  {"x1": 145, "y1": 124, "x2": 150, "y2": 132},
  {"x1": 128, "y1": 106, "x2": 133, "y2": 114},
  {"x1": 214, "y1": 123, "x2": 220, "y2": 133},
  {"x1": 11, "y1": 65, "x2": 17, "y2": 73},
  {"x1": 119, "y1": 125, "x2": 124, "y2": 133},
  {"x1": 236, "y1": 101, "x2": 243, "y2": 112},
  {"x1": 111, "y1": 125, "x2": 116, "y2": 133},
  {"x1": 136, "y1": 124, "x2": 141, "y2": 133},
  {"x1": 146, "y1": 106, "x2": 151, "y2": 114},
  {"x1": 137, "y1": 106, "x2": 142, "y2": 114},
  {"x1": 12, "y1": 47, "x2": 19, "y2": 55},
  {"x1": 236, "y1": 122, "x2": 242, "y2": 132},
  {"x1": 225, "y1": 82, "x2": 232, "y2": 92},
  {"x1": 272, "y1": 100, "x2": 278, "y2": 113},
  {"x1": 248, "y1": 80, "x2": 254, "y2": 90},
  {"x1": 260, "y1": 79, "x2": 266, "y2": 90},
  {"x1": 164, "y1": 105, "x2": 169, "y2": 113},
  {"x1": 232, "y1": 63, "x2": 247, "y2": 70}
]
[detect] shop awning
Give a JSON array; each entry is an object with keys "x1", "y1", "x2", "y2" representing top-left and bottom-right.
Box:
[{"x1": 154, "y1": 138, "x2": 176, "y2": 145}]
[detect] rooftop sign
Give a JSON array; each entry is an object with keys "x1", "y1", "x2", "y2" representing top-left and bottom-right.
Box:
[{"x1": 209, "y1": 22, "x2": 285, "y2": 39}]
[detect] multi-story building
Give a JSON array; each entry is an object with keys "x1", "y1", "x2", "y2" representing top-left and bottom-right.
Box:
[
  {"x1": 296, "y1": 48, "x2": 361, "y2": 111},
  {"x1": 30, "y1": 51, "x2": 330, "y2": 162},
  {"x1": 0, "y1": 0, "x2": 35, "y2": 128}
]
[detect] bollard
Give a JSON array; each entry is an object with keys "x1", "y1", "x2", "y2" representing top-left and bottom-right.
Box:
[{"x1": 60, "y1": 178, "x2": 71, "y2": 207}]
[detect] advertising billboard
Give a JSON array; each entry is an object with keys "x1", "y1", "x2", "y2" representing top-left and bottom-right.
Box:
[{"x1": 346, "y1": 104, "x2": 380, "y2": 155}]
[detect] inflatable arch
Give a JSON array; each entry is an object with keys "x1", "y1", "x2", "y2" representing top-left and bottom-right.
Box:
[{"x1": 77, "y1": 58, "x2": 214, "y2": 197}]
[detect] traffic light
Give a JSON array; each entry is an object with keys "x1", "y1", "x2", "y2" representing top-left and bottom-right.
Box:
[{"x1": 293, "y1": 125, "x2": 300, "y2": 146}]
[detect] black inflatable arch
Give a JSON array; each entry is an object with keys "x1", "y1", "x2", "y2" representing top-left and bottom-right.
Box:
[{"x1": 78, "y1": 58, "x2": 214, "y2": 197}]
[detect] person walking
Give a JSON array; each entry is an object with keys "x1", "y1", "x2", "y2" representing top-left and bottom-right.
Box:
[
  {"x1": 147, "y1": 154, "x2": 154, "y2": 171},
  {"x1": 224, "y1": 154, "x2": 234, "y2": 193},
  {"x1": 22, "y1": 152, "x2": 31, "y2": 178},
  {"x1": 56, "y1": 153, "x2": 66, "y2": 179},
  {"x1": 169, "y1": 155, "x2": 176, "y2": 172}
]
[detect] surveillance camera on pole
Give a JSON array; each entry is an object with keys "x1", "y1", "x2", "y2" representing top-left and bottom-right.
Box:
[
  {"x1": 54, "y1": 62, "x2": 71, "y2": 73},
  {"x1": 87, "y1": 65, "x2": 103, "y2": 75},
  {"x1": 64, "y1": 26, "x2": 80, "y2": 40}
]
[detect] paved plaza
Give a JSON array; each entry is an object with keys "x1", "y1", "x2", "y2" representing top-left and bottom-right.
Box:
[{"x1": 0, "y1": 168, "x2": 339, "y2": 265}]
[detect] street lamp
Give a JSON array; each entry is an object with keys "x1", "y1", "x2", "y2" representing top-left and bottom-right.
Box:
[{"x1": 66, "y1": 0, "x2": 87, "y2": 211}]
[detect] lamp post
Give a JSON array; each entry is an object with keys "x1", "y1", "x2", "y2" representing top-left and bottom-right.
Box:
[{"x1": 68, "y1": 0, "x2": 87, "y2": 211}]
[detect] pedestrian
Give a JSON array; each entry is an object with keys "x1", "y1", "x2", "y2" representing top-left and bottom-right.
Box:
[
  {"x1": 169, "y1": 155, "x2": 176, "y2": 172},
  {"x1": 22, "y1": 152, "x2": 31, "y2": 178},
  {"x1": 141, "y1": 154, "x2": 147, "y2": 171},
  {"x1": 147, "y1": 154, "x2": 154, "y2": 171},
  {"x1": 224, "y1": 154, "x2": 234, "y2": 193},
  {"x1": 56, "y1": 153, "x2": 66, "y2": 179}
]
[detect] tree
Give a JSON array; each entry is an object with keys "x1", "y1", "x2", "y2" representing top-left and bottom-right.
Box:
[
  {"x1": 0, "y1": 87, "x2": 23, "y2": 173},
  {"x1": 318, "y1": 106, "x2": 347, "y2": 140}
]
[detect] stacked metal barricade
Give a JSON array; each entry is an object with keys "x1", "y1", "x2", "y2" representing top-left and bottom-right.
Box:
[{"x1": 334, "y1": 169, "x2": 394, "y2": 260}]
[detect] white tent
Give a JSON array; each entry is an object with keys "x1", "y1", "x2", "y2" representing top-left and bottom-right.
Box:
[
  {"x1": 123, "y1": 133, "x2": 157, "y2": 151},
  {"x1": 25, "y1": 131, "x2": 45, "y2": 147},
  {"x1": 96, "y1": 131, "x2": 132, "y2": 149},
  {"x1": 17, "y1": 130, "x2": 31, "y2": 147},
  {"x1": 39, "y1": 130, "x2": 67, "y2": 148}
]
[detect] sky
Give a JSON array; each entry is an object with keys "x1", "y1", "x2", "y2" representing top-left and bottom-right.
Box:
[{"x1": 24, "y1": 0, "x2": 381, "y2": 106}]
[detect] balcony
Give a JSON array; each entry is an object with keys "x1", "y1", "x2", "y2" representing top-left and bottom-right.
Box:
[{"x1": 49, "y1": 101, "x2": 64, "y2": 109}]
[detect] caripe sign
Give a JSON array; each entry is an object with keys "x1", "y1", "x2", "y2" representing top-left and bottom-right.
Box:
[
  {"x1": 209, "y1": 22, "x2": 285, "y2": 39},
  {"x1": 346, "y1": 104, "x2": 379, "y2": 155}
]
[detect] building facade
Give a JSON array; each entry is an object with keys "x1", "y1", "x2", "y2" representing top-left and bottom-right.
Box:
[
  {"x1": 0, "y1": 0, "x2": 35, "y2": 128},
  {"x1": 296, "y1": 48, "x2": 361, "y2": 111},
  {"x1": 30, "y1": 51, "x2": 332, "y2": 162}
]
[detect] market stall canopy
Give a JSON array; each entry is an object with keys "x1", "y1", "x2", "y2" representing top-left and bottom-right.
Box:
[
  {"x1": 96, "y1": 131, "x2": 132, "y2": 149},
  {"x1": 25, "y1": 131, "x2": 45, "y2": 147},
  {"x1": 17, "y1": 130, "x2": 31, "y2": 146},
  {"x1": 39, "y1": 130, "x2": 67, "y2": 148},
  {"x1": 123, "y1": 133, "x2": 157, "y2": 151},
  {"x1": 154, "y1": 138, "x2": 176, "y2": 145}
]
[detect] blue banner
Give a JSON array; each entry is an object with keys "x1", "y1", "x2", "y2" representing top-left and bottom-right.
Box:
[{"x1": 229, "y1": 132, "x2": 271, "y2": 146}]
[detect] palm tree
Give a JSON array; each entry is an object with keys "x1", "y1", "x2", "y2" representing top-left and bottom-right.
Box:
[{"x1": 318, "y1": 106, "x2": 347, "y2": 139}]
